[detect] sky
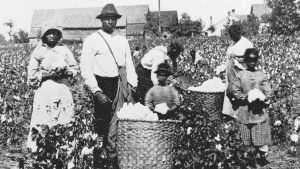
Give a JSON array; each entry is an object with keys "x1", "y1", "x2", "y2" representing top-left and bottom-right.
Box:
[{"x1": 0, "y1": 0, "x2": 265, "y2": 39}]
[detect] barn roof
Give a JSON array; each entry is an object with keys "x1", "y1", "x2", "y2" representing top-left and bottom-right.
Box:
[
  {"x1": 251, "y1": 3, "x2": 272, "y2": 19},
  {"x1": 151, "y1": 11, "x2": 178, "y2": 27},
  {"x1": 30, "y1": 5, "x2": 149, "y2": 37}
]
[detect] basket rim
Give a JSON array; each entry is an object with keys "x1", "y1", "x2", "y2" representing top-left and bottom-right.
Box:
[{"x1": 118, "y1": 118, "x2": 180, "y2": 124}]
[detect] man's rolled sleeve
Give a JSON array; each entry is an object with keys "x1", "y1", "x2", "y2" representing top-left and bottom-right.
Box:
[{"x1": 80, "y1": 37, "x2": 102, "y2": 93}]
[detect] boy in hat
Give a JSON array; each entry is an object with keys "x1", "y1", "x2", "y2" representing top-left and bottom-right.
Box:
[
  {"x1": 136, "y1": 40, "x2": 184, "y2": 104},
  {"x1": 145, "y1": 63, "x2": 180, "y2": 120}
]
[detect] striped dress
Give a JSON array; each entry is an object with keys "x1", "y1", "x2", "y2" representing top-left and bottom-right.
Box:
[{"x1": 232, "y1": 69, "x2": 272, "y2": 146}]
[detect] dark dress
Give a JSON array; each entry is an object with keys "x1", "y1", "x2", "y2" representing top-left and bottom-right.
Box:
[{"x1": 232, "y1": 69, "x2": 272, "y2": 146}]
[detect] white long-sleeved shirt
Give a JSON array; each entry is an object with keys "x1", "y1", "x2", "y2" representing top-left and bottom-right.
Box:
[
  {"x1": 141, "y1": 46, "x2": 169, "y2": 84},
  {"x1": 27, "y1": 42, "x2": 78, "y2": 86},
  {"x1": 80, "y1": 30, "x2": 138, "y2": 93},
  {"x1": 226, "y1": 36, "x2": 253, "y2": 59}
]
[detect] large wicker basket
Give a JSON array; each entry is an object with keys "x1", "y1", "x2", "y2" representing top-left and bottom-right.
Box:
[
  {"x1": 185, "y1": 90, "x2": 225, "y2": 120},
  {"x1": 117, "y1": 119, "x2": 180, "y2": 169}
]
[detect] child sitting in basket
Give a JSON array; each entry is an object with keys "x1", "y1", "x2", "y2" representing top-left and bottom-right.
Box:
[{"x1": 145, "y1": 63, "x2": 180, "y2": 120}]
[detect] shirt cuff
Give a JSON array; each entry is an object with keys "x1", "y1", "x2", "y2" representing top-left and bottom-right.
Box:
[{"x1": 91, "y1": 86, "x2": 102, "y2": 94}]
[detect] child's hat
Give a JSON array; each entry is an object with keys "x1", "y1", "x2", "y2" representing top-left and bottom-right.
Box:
[{"x1": 154, "y1": 63, "x2": 173, "y2": 75}]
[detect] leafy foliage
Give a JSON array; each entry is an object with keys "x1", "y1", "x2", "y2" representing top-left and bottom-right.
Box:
[
  {"x1": 1, "y1": 35, "x2": 300, "y2": 168},
  {"x1": 175, "y1": 13, "x2": 204, "y2": 37},
  {"x1": 173, "y1": 89, "x2": 252, "y2": 169},
  {"x1": 13, "y1": 29, "x2": 29, "y2": 44},
  {"x1": 266, "y1": 0, "x2": 300, "y2": 35},
  {"x1": 3, "y1": 19, "x2": 14, "y2": 43},
  {"x1": 144, "y1": 12, "x2": 204, "y2": 37},
  {"x1": 223, "y1": 14, "x2": 260, "y2": 37},
  {"x1": 0, "y1": 34, "x2": 8, "y2": 46},
  {"x1": 144, "y1": 12, "x2": 160, "y2": 37}
]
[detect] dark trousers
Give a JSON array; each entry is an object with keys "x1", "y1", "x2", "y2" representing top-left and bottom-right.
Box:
[
  {"x1": 94, "y1": 75, "x2": 119, "y2": 146},
  {"x1": 136, "y1": 63, "x2": 153, "y2": 104}
]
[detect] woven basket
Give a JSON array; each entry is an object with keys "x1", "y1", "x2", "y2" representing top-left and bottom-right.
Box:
[
  {"x1": 186, "y1": 90, "x2": 225, "y2": 120},
  {"x1": 117, "y1": 119, "x2": 180, "y2": 169}
]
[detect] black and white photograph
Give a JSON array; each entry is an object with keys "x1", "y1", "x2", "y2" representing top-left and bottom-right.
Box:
[{"x1": 0, "y1": 0, "x2": 300, "y2": 168}]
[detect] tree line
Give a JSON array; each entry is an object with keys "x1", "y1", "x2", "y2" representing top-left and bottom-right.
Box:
[
  {"x1": 145, "y1": 0, "x2": 300, "y2": 38},
  {"x1": 0, "y1": 20, "x2": 29, "y2": 45},
  {"x1": 0, "y1": 0, "x2": 299, "y2": 45}
]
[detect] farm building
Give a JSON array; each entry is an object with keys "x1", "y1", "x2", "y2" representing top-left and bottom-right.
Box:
[
  {"x1": 151, "y1": 11, "x2": 178, "y2": 39},
  {"x1": 29, "y1": 5, "x2": 149, "y2": 44}
]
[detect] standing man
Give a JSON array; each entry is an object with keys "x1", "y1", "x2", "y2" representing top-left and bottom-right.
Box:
[{"x1": 80, "y1": 3, "x2": 137, "y2": 168}]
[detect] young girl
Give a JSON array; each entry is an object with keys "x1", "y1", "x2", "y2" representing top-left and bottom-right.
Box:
[
  {"x1": 145, "y1": 63, "x2": 180, "y2": 120},
  {"x1": 232, "y1": 48, "x2": 272, "y2": 164}
]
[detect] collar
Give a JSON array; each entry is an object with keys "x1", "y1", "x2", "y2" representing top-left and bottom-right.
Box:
[{"x1": 98, "y1": 29, "x2": 117, "y2": 38}]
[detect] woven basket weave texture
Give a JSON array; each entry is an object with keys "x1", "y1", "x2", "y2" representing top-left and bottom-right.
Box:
[
  {"x1": 186, "y1": 91, "x2": 224, "y2": 120},
  {"x1": 117, "y1": 119, "x2": 180, "y2": 169}
]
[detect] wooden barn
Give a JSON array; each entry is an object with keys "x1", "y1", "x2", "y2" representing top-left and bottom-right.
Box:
[{"x1": 29, "y1": 5, "x2": 149, "y2": 44}]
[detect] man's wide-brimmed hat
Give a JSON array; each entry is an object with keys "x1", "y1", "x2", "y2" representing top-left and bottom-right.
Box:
[
  {"x1": 96, "y1": 3, "x2": 122, "y2": 20},
  {"x1": 154, "y1": 63, "x2": 173, "y2": 75}
]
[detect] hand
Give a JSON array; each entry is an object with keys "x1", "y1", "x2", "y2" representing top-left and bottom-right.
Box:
[
  {"x1": 64, "y1": 71, "x2": 73, "y2": 78},
  {"x1": 50, "y1": 71, "x2": 61, "y2": 79},
  {"x1": 94, "y1": 91, "x2": 111, "y2": 104},
  {"x1": 41, "y1": 72, "x2": 52, "y2": 79}
]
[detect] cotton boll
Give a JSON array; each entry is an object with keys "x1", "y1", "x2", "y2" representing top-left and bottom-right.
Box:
[
  {"x1": 274, "y1": 120, "x2": 281, "y2": 126},
  {"x1": 247, "y1": 88, "x2": 266, "y2": 103},
  {"x1": 51, "y1": 60, "x2": 68, "y2": 72},
  {"x1": 215, "y1": 144, "x2": 222, "y2": 151},
  {"x1": 294, "y1": 117, "x2": 300, "y2": 131},
  {"x1": 214, "y1": 64, "x2": 226, "y2": 75},
  {"x1": 291, "y1": 134, "x2": 299, "y2": 142}
]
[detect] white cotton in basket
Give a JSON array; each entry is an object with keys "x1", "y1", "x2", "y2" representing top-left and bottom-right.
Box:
[
  {"x1": 247, "y1": 88, "x2": 266, "y2": 103},
  {"x1": 117, "y1": 102, "x2": 158, "y2": 121},
  {"x1": 187, "y1": 77, "x2": 225, "y2": 92}
]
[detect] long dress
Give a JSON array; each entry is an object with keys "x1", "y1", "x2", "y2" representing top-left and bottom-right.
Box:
[
  {"x1": 232, "y1": 69, "x2": 272, "y2": 146},
  {"x1": 222, "y1": 36, "x2": 253, "y2": 118},
  {"x1": 26, "y1": 43, "x2": 78, "y2": 151}
]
